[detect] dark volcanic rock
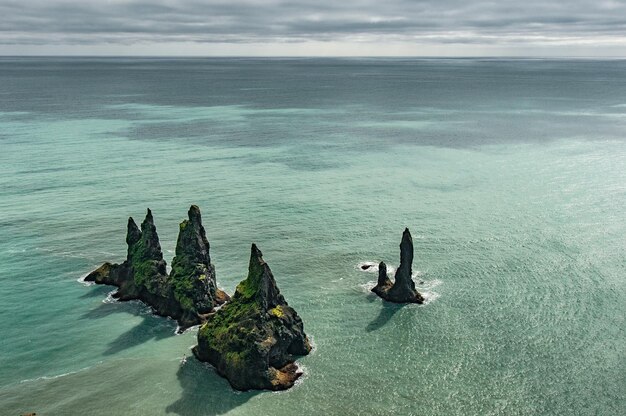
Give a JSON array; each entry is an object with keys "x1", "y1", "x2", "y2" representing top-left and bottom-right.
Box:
[
  {"x1": 84, "y1": 206, "x2": 228, "y2": 330},
  {"x1": 85, "y1": 209, "x2": 170, "y2": 301},
  {"x1": 371, "y1": 228, "x2": 424, "y2": 304},
  {"x1": 373, "y1": 261, "x2": 392, "y2": 292},
  {"x1": 169, "y1": 205, "x2": 229, "y2": 328},
  {"x1": 193, "y1": 244, "x2": 311, "y2": 391}
]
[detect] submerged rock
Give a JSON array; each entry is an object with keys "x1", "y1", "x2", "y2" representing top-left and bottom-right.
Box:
[
  {"x1": 372, "y1": 228, "x2": 424, "y2": 304},
  {"x1": 193, "y1": 244, "x2": 311, "y2": 391},
  {"x1": 85, "y1": 206, "x2": 228, "y2": 330}
]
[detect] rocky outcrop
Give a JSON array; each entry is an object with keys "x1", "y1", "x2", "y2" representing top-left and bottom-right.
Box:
[
  {"x1": 193, "y1": 244, "x2": 311, "y2": 391},
  {"x1": 375, "y1": 261, "x2": 392, "y2": 289},
  {"x1": 84, "y1": 209, "x2": 170, "y2": 302},
  {"x1": 84, "y1": 206, "x2": 228, "y2": 330},
  {"x1": 372, "y1": 228, "x2": 424, "y2": 304},
  {"x1": 169, "y1": 205, "x2": 229, "y2": 328}
]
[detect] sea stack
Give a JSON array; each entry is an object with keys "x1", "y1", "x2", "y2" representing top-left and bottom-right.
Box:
[
  {"x1": 84, "y1": 206, "x2": 228, "y2": 330},
  {"x1": 169, "y1": 205, "x2": 229, "y2": 328},
  {"x1": 372, "y1": 228, "x2": 424, "y2": 304},
  {"x1": 193, "y1": 244, "x2": 311, "y2": 391},
  {"x1": 84, "y1": 209, "x2": 171, "y2": 303}
]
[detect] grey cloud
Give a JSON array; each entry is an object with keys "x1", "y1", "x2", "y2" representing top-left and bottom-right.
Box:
[{"x1": 1, "y1": 0, "x2": 626, "y2": 47}]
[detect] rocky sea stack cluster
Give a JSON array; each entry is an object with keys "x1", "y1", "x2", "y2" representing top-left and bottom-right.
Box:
[
  {"x1": 85, "y1": 205, "x2": 310, "y2": 390},
  {"x1": 85, "y1": 205, "x2": 229, "y2": 330},
  {"x1": 193, "y1": 244, "x2": 312, "y2": 391},
  {"x1": 372, "y1": 228, "x2": 425, "y2": 304},
  {"x1": 83, "y1": 207, "x2": 426, "y2": 391}
]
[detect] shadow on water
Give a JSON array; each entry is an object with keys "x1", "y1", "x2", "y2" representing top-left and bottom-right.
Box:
[
  {"x1": 79, "y1": 286, "x2": 175, "y2": 355},
  {"x1": 166, "y1": 358, "x2": 258, "y2": 416},
  {"x1": 103, "y1": 315, "x2": 173, "y2": 355},
  {"x1": 78, "y1": 285, "x2": 111, "y2": 298},
  {"x1": 364, "y1": 292, "x2": 378, "y2": 303},
  {"x1": 366, "y1": 302, "x2": 406, "y2": 332}
]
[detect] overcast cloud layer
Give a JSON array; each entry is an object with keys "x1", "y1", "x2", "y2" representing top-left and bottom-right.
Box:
[{"x1": 1, "y1": 0, "x2": 626, "y2": 56}]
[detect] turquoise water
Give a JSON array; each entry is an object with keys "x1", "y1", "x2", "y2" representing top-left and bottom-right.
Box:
[{"x1": 0, "y1": 58, "x2": 624, "y2": 415}]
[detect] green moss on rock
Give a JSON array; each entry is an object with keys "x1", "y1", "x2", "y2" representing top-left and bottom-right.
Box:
[
  {"x1": 193, "y1": 244, "x2": 311, "y2": 391},
  {"x1": 169, "y1": 205, "x2": 229, "y2": 327},
  {"x1": 84, "y1": 206, "x2": 229, "y2": 331}
]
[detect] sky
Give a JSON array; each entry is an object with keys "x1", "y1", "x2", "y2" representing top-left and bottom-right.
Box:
[{"x1": 1, "y1": 0, "x2": 625, "y2": 56}]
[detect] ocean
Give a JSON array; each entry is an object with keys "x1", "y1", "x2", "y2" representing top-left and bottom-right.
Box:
[{"x1": 0, "y1": 57, "x2": 624, "y2": 415}]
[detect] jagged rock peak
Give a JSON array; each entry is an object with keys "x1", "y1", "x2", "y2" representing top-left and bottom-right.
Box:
[
  {"x1": 251, "y1": 242, "x2": 263, "y2": 259},
  {"x1": 169, "y1": 205, "x2": 229, "y2": 326},
  {"x1": 126, "y1": 217, "x2": 141, "y2": 247},
  {"x1": 145, "y1": 207, "x2": 154, "y2": 223},
  {"x1": 236, "y1": 243, "x2": 285, "y2": 310},
  {"x1": 175, "y1": 205, "x2": 211, "y2": 264},
  {"x1": 194, "y1": 243, "x2": 311, "y2": 391},
  {"x1": 127, "y1": 208, "x2": 164, "y2": 262},
  {"x1": 85, "y1": 205, "x2": 231, "y2": 331},
  {"x1": 188, "y1": 204, "x2": 202, "y2": 224}
]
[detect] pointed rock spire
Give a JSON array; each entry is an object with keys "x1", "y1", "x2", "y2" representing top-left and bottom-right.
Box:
[
  {"x1": 125, "y1": 217, "x2": 141, "y2": 248},
  {"x1": 145, "y1": 207, "x2": 153, "y2": 222},
  {"x1": 138, "y1": 208, "x2": 164, "y2": 261},
  {"x1": 194, "y1": 243, "x2": 311, "y2": 391},
  {"x1": 126, "y1": 208, "x2": 167, "y2": 291},
  {"x1": 170, "y1": 205, "x2": 229, "y2": 327},
  {"x1": 236, "y1": 244, "x2": 285, "y2": 310},
  {"x1": 87, "y1": 208, "x2": 168, "y2": 300},
  {"x1": 376, "y1": 261, "x2": 392, "y2": 289},
  {"x1": 372, "y1": 228, "x2": 424, "y2": 304},
  {"x1": 388, "y1": 228, "x2": 417, "y2": 298},
  {"x1": 398, "y1": 228, "x2": 413, "y2": 277},
  {"x1": 175, "y1": 205, "x2": 211, "y2": 264},
  {"x1": 85, "y1": 205, "x2": 230, "y2": 330}
]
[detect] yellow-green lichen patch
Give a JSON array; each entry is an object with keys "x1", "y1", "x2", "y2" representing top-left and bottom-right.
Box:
[{"x1": 270, "y1": 305, "x2": 284, "y2": 318}]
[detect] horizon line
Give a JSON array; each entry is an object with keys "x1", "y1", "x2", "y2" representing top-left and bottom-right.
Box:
[{"x1": 1, "y1": 55, "x2": 626, "y2": 59}]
